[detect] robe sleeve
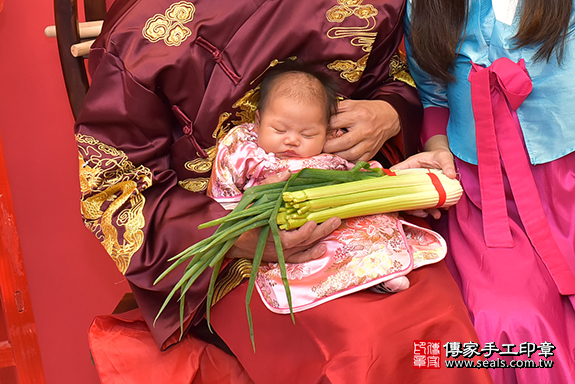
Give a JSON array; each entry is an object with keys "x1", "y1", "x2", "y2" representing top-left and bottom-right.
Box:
[{"x1": 75, "y1": 47, "x2": 227, "y2": 349}]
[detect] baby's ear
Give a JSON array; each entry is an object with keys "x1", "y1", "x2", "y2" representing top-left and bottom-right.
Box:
[{"x1": 254, "y1": 111, "x2": 261, "y2": 132}]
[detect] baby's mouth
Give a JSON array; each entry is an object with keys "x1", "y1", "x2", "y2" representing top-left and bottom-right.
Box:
[{"x1": 278, "y1": 150, "x2": 299, "y2": 158}]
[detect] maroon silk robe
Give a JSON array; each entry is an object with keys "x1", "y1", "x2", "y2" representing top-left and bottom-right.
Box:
[{"x1": 77, "y1": 0, "x2": 492, "y2": 382}]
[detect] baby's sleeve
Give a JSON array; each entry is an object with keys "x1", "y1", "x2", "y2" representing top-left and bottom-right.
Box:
[{"x1": 207, "y1": 125, "x2": 285, "y2": 208}]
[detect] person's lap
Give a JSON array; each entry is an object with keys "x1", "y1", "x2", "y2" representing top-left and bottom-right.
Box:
[{"x1": 211, "y1": 260, "x2": 494, "y2": 384}]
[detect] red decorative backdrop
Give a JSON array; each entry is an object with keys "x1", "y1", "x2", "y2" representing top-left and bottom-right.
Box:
[{"x1": 0, "y1": 1, "x2": 128, "y2": 383}]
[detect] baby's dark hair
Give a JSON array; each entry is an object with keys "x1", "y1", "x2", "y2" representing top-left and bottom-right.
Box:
[{"x1": 257, "y1": 61, "x2": 339, "y2": 124}]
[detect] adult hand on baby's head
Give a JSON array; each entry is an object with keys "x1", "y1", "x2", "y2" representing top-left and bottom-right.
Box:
[{"x1": 324, "y1": 99, "x2": 400, "y2": 162}]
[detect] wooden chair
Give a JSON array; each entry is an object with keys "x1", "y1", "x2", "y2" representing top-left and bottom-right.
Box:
[
  {"x1": 0, "y1": 132, "x2": 46, "y2": 383},
  {"x1": 50, "y1": 0, "x2": 107, "y2": 119}
]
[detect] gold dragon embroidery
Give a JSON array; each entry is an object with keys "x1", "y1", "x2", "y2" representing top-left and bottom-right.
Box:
[{"x1": 77, "y1": 134, "x2": 153, "y2": 274}]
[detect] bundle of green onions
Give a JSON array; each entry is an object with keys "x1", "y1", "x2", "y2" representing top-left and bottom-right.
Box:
[
  {"x1": 154, "y1": 162, "x2": 462, "y2": 350},
  {"x1": 278, "y1": 167, "x2": 462, "y2": 230}
]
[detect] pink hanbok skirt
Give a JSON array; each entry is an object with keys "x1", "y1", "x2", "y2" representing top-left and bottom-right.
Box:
[{"x1": 444, "y1": 152, "x2": 575, "y2": 384}]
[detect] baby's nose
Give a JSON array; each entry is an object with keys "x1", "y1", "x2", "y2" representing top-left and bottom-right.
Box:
[{"x1": 284, "y1": 133, "x2": 299, "y2": 146}]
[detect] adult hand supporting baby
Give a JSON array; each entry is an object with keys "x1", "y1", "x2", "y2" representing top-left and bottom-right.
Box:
[
  {"x1": 391, "y1": 134, "x2": 456, "y2": 177},
  {"x1": 226, "y1": 217, "x2": 341, "y2": 263},
  {"x1": 324, "y1": 99, "x2": 401, "y2": 162},
  {"x1": 226, "y1": 169, "x2": 341, "y2": 263}
]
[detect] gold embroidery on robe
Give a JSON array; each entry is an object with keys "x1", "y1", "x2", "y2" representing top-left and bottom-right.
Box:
[
  {"x1": 231, "y1": 87, "x2": 260, "y2": 126},
  {"x1": 184, "y1": 158, "x2": 212, "y2": 173},
  {"x1": 249, "y1": 56, "x2": 297, "y2": 86},
  {"x1": 326, "y1": 0, "x2": 377, "y2": 82},
  {"x1": 388, "y1": 53, "x2": 416, "y2": 88},
  {"x1": 179, "y1": 177, "x2": 209, "y2": 192},
  {"x1": 212, "y1": 259, "x2": 253, "y2": 306},
  {"x1": 143, "y1": 1, "x2": 195, "y2": 46},
  {"x1": 212, "y1": 112, "x2": 232, "y2": 140},
  {"x1": 184, "y1": 149, "x2": 214, "y2": 174},
  {"x1": 77, "y1": 134, "x2": 153, "y2": 274},
  {"x1": 325, "y1": 0, "x2": 378, "y2": 52},
  {"x1": 181, "y1": 83, "x2": 262, "y2": 186},
  {"x1": 327, "y1": 53, "x2": 369, "y2": 83}
]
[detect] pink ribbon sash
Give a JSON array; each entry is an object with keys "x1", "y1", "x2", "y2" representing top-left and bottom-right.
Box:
[{"x1": 469, "y1": 58, "x2": 575, "y2": 295}]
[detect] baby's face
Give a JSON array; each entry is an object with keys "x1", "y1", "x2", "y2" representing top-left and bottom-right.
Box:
[{"x1": 255, "y1": 95, "x2": 327, "y2": 159}]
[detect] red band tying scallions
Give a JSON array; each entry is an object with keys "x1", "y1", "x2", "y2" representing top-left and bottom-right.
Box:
[{"x1": 426, "y1": 171, "x2": 447, "y2": 208}]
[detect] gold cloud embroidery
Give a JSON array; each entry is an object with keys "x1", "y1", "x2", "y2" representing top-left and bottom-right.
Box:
[
  {"x1": 326, "y1": 0, "x2": 378, "y2": 52},
  {"x1": 179, "y1": 147, "x2": 216, "y2": 192},
  {"x1": 77, "y1": 134, "x2": 153, "y2": 274},
  {"x1": 184, "y1": 146, "x2": 216, "y2": 173},
  {"x1": 179, "y1": 177, "x2": 209, "y2": 192},
  {"x1": 327, "y1": 53, "x2": 369, "y2": 83},
  {"x1": 326, "y1": 0, "x2": 378, "y2": 82},
  {"x1": 143, "y1": 1, "x2": 195, "y2": 46},
  {"x1": 184, "y1": 158, "x2": 212, "y2": 173}
]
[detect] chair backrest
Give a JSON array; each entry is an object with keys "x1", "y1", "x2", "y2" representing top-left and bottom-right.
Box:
[
  {"x1": 0, "y1": 132, "x2": 46, "y2": 383},
  {"x1": 53, "y1": 0, "x2": 107, "y2": 119}
]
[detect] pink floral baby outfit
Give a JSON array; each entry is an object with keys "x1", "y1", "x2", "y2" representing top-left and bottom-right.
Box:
[{"x1": 207, "y1": 123, "x2": 446, "y2": 313}]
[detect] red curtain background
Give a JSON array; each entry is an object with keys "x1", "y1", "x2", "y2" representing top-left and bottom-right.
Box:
[{"x1": 0, "y1": 0, "x2": 128, "y2": 383}]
